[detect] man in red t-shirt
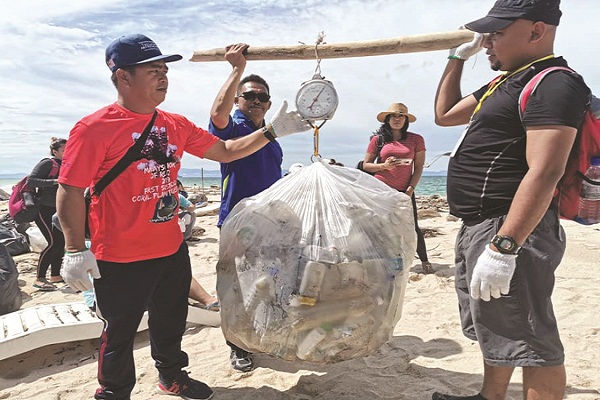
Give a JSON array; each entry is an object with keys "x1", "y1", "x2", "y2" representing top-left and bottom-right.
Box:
[{"x1": 56, "y1": 34, "x2": 310, "y2": 400}]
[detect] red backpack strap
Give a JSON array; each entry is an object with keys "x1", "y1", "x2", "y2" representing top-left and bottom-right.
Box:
[
  {"x1": 518, "y1": 66, "x2": 574, "y2": 120},
  {"x1": 48, "y1": 158, "x2": 60, "y2": 179}
]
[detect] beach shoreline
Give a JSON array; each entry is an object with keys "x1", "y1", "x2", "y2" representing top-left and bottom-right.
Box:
[{"x1": 1, "y1": 195, "x2": 599, "y2": 399}]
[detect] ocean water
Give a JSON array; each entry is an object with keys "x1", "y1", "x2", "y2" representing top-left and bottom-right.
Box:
[
  {"x1": 178, "y1": 176, "x2": 222, "y2": 190},
  {"x1": 0, "y1": 180, "x2": 19, "y2": 196},
  {"x1": 174, "y1": 175, "x2": 447, "y2": 197},
  {"x1": 415, "y1": 176, "x2": 447, "y2": 197},
  {"x1": 0, "y1": 175, "x2": 447, "y2": 198}
]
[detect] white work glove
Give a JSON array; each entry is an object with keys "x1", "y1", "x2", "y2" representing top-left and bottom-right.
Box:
[
  {"x1": 61, "y1": 249, "x2": 101, "y2": 292},
  {"x1": 469, "y1": 245, "x2": 517, "y2": 301},
  {"x1": 266, "y1": 100, "x2": 312, "y2": 138},
  {"x1": 449, "y1": 30, "x2": 485, "y2": 61}
]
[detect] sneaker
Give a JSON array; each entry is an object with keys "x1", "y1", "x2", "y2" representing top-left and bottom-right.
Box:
[
  {"x1": 157, "y1": 370, "x2": 213, "y2": 400},
  {"x1": 432, "y1": 392, "x2": 487, "y2": 400},
  {"x1": 93, "y1": 388, "x2": 122, "y2": 399},
  {"x1": 230, "y1": 349, "x2": 254, "y2": 372},
  {"x1": 93, "y1": 388, "x2": 111, "y2": 399}
]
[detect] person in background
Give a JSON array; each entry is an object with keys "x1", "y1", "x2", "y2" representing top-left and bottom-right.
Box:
[
  {"x1": 176, "y1": 179, "x2": 219, "y2": 309},
  {"x1": 176, "y1": 179, "x2": 198, "y2": 242},
  {"x1": 83, "y1": 276, "x2": 219, "y2": 313},
  {"x1": 28, "y1": 137, "x2": 67, "y2": 291},
  {"x1": 208, "y1": 43, "x2": 284, "y2": 372},
  {"x1": 56, "y1": 33, "x2": 309, "y2": 400},
  {"x1": 327, "y1": 158, "x2": 345, "y2": 167},
  {"x1": 176, "y1": 179, "x2": 219, "y2": 310},
  {"x1": 433, "y1": 1, "x2": 590, "y2": 399},
  {"x1": 361, "y1": 103, "x2": 433, "y2": 274},
  {"x1": 285, "y1": 162, "x2": 304, "y2": 176},
  {"x1": 189, "y1": 277, "x2": 219, "y2": 311}
]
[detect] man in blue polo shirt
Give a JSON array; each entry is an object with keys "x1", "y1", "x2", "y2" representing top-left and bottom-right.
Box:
[{"x1": 208, "y1": 43, "x2": 283, "y2": 372}]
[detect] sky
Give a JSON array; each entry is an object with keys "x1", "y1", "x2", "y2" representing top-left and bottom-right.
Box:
[{"x1": 1, "y1": 0, "x2": 599, "y2": 175}]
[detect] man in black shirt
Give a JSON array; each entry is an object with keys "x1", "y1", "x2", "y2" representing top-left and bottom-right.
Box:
[{"x1": 433, "y1": 1, "x2": 590, "y2": 399}]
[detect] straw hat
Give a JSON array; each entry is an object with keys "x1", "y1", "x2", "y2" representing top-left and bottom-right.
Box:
[{"x1": 376, "y1": 103, "x2": 416, "y2": 123}]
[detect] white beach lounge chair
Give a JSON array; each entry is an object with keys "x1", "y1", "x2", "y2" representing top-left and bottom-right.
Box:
[
  {"x1": 0, "y1": 302, "x2": 220, "y2": 361},
  {"x1": 194, "y1": 202, "x2": 221, "y2": 216}
]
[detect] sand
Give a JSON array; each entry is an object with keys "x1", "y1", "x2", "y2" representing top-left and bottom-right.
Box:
[{"x1": 0, "y1": 197, "x2": 599, "y2": 400}]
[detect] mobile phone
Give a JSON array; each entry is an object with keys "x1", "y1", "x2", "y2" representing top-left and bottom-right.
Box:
[{"x1": 394, "y1": 158, "x2": 412, "y2": 165}]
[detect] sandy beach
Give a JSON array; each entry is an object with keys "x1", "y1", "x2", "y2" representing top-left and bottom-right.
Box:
[{"x1": 0, "y1": 194, "x2": 599, "y2": 400}]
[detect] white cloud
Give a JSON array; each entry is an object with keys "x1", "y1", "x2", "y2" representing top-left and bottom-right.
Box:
[{"x1": 1, "y1": 0, "x2": 598, "y2": 174}]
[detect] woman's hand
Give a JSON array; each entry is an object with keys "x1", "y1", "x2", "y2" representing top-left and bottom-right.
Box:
[
  {"x1": 405, "y1": 185, "x2": 415, "y2": 196},
  {"x1": 381, "y1": 157, "x2": 397, "y2": 171}
]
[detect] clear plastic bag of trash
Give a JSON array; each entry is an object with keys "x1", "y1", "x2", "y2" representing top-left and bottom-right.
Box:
[{"x1": 217, "y1": 160, "x2": 416, "y2": 363}]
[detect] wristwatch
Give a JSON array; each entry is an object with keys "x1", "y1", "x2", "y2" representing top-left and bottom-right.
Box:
[{"x1": 490, "y1": 234, "x2": 522, "y2": 255}]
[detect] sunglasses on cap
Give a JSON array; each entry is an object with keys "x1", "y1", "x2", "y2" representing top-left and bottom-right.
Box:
[{"x1": 238, "y1": 91, "x2": 271, "y2": 103}]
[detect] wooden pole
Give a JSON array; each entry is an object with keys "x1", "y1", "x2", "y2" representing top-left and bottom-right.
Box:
[
  {"x1": 190, "y1": 30, "x2": 474, "y2": 62},
  {"x1": 201, "y1": 167, "x2": 204, "y2": 195}
]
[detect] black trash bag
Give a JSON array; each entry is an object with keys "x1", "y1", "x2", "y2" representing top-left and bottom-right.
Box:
[
  {"x1": 0, "y1": 222, "x2": 30, "y2": 256},
  {"x1": 0, "y1": 243, "x2": 23, "y2": 315}
]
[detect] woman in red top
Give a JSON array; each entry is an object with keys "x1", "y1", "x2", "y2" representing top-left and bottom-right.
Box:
[{"x1": 362, "y1": 103, "x2": 433, "y2": 274}]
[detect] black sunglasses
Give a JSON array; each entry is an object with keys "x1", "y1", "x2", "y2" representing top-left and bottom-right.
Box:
[{"x1": 238, "y1": 91, "x2": 271, "y2": 103}]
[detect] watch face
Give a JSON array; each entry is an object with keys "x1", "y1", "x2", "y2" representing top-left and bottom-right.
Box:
[
  {"x1": 295, "y1": 79, "x2": 338, "y2": 120},
  {"x1": 498, "y1": 238, "x2": 514, "y2": 251},
  {"x1": 492, "y1": 234, "x2": 519, "y2": 254}
]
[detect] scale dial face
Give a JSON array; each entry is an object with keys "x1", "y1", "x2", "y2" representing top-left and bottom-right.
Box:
[{"x1": 295, "y1": 79, "x2": 339, "y2": 120}]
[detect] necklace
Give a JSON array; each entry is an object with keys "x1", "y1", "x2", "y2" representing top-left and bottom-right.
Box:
[{"x1": 471, "y1": 54, "x2": 555, "y2": 117}]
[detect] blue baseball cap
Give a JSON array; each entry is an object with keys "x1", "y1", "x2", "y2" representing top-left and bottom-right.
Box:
[
  {"x1": 105, "y1": 34, "x2": 182, "y2": 72},
  {"x1": 465, "y1": 0, "x2": 562, "y2": 33}
]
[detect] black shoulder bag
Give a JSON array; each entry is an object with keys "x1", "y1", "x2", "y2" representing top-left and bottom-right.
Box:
[
  {"x1": 84, "y1": 111, "x2": 158, "y2": 237},
  {"x1": 356, "y1": 134, "x2": 385, "y2": 175}
]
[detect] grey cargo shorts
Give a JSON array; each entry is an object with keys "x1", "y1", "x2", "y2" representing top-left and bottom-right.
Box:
[{"x1": 455, "y1": 210, "x2": 565, "y2": 367}]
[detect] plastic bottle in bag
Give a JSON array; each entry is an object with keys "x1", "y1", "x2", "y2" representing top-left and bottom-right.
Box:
[
  {"x1": 259, "y1": 328, "x2": 298, "y2": 359},
  {"x1": 302, "y1": 245, "x2": 339, "y2": 264},
  {"x1": 290, "y1": 296, "x2": 379, "y2": 331},
  {"x1": 298, "y1": 261, "x2": 328, "y2": 305},
  {"x1": 296, "y1": 325, "x2": 330, "y2": 360},
  {"x1": 256, "y1": 200, "x2": 303, "y2": 245},
  {"x1": 243, "y1": 274, "x2": 273, "y2": 311},
  {"x1": 237, "y1": 225, "x2": 258, "y2": 248},
  {"x1": 338, "y1": 260, "x2": 365, "y2": 286},
  {"x1": 333, "y1": 315, "x2": 377, "y2": 352},
  {"x1": 388, "y1": 257, "x2": 404, "y2": 272}
]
